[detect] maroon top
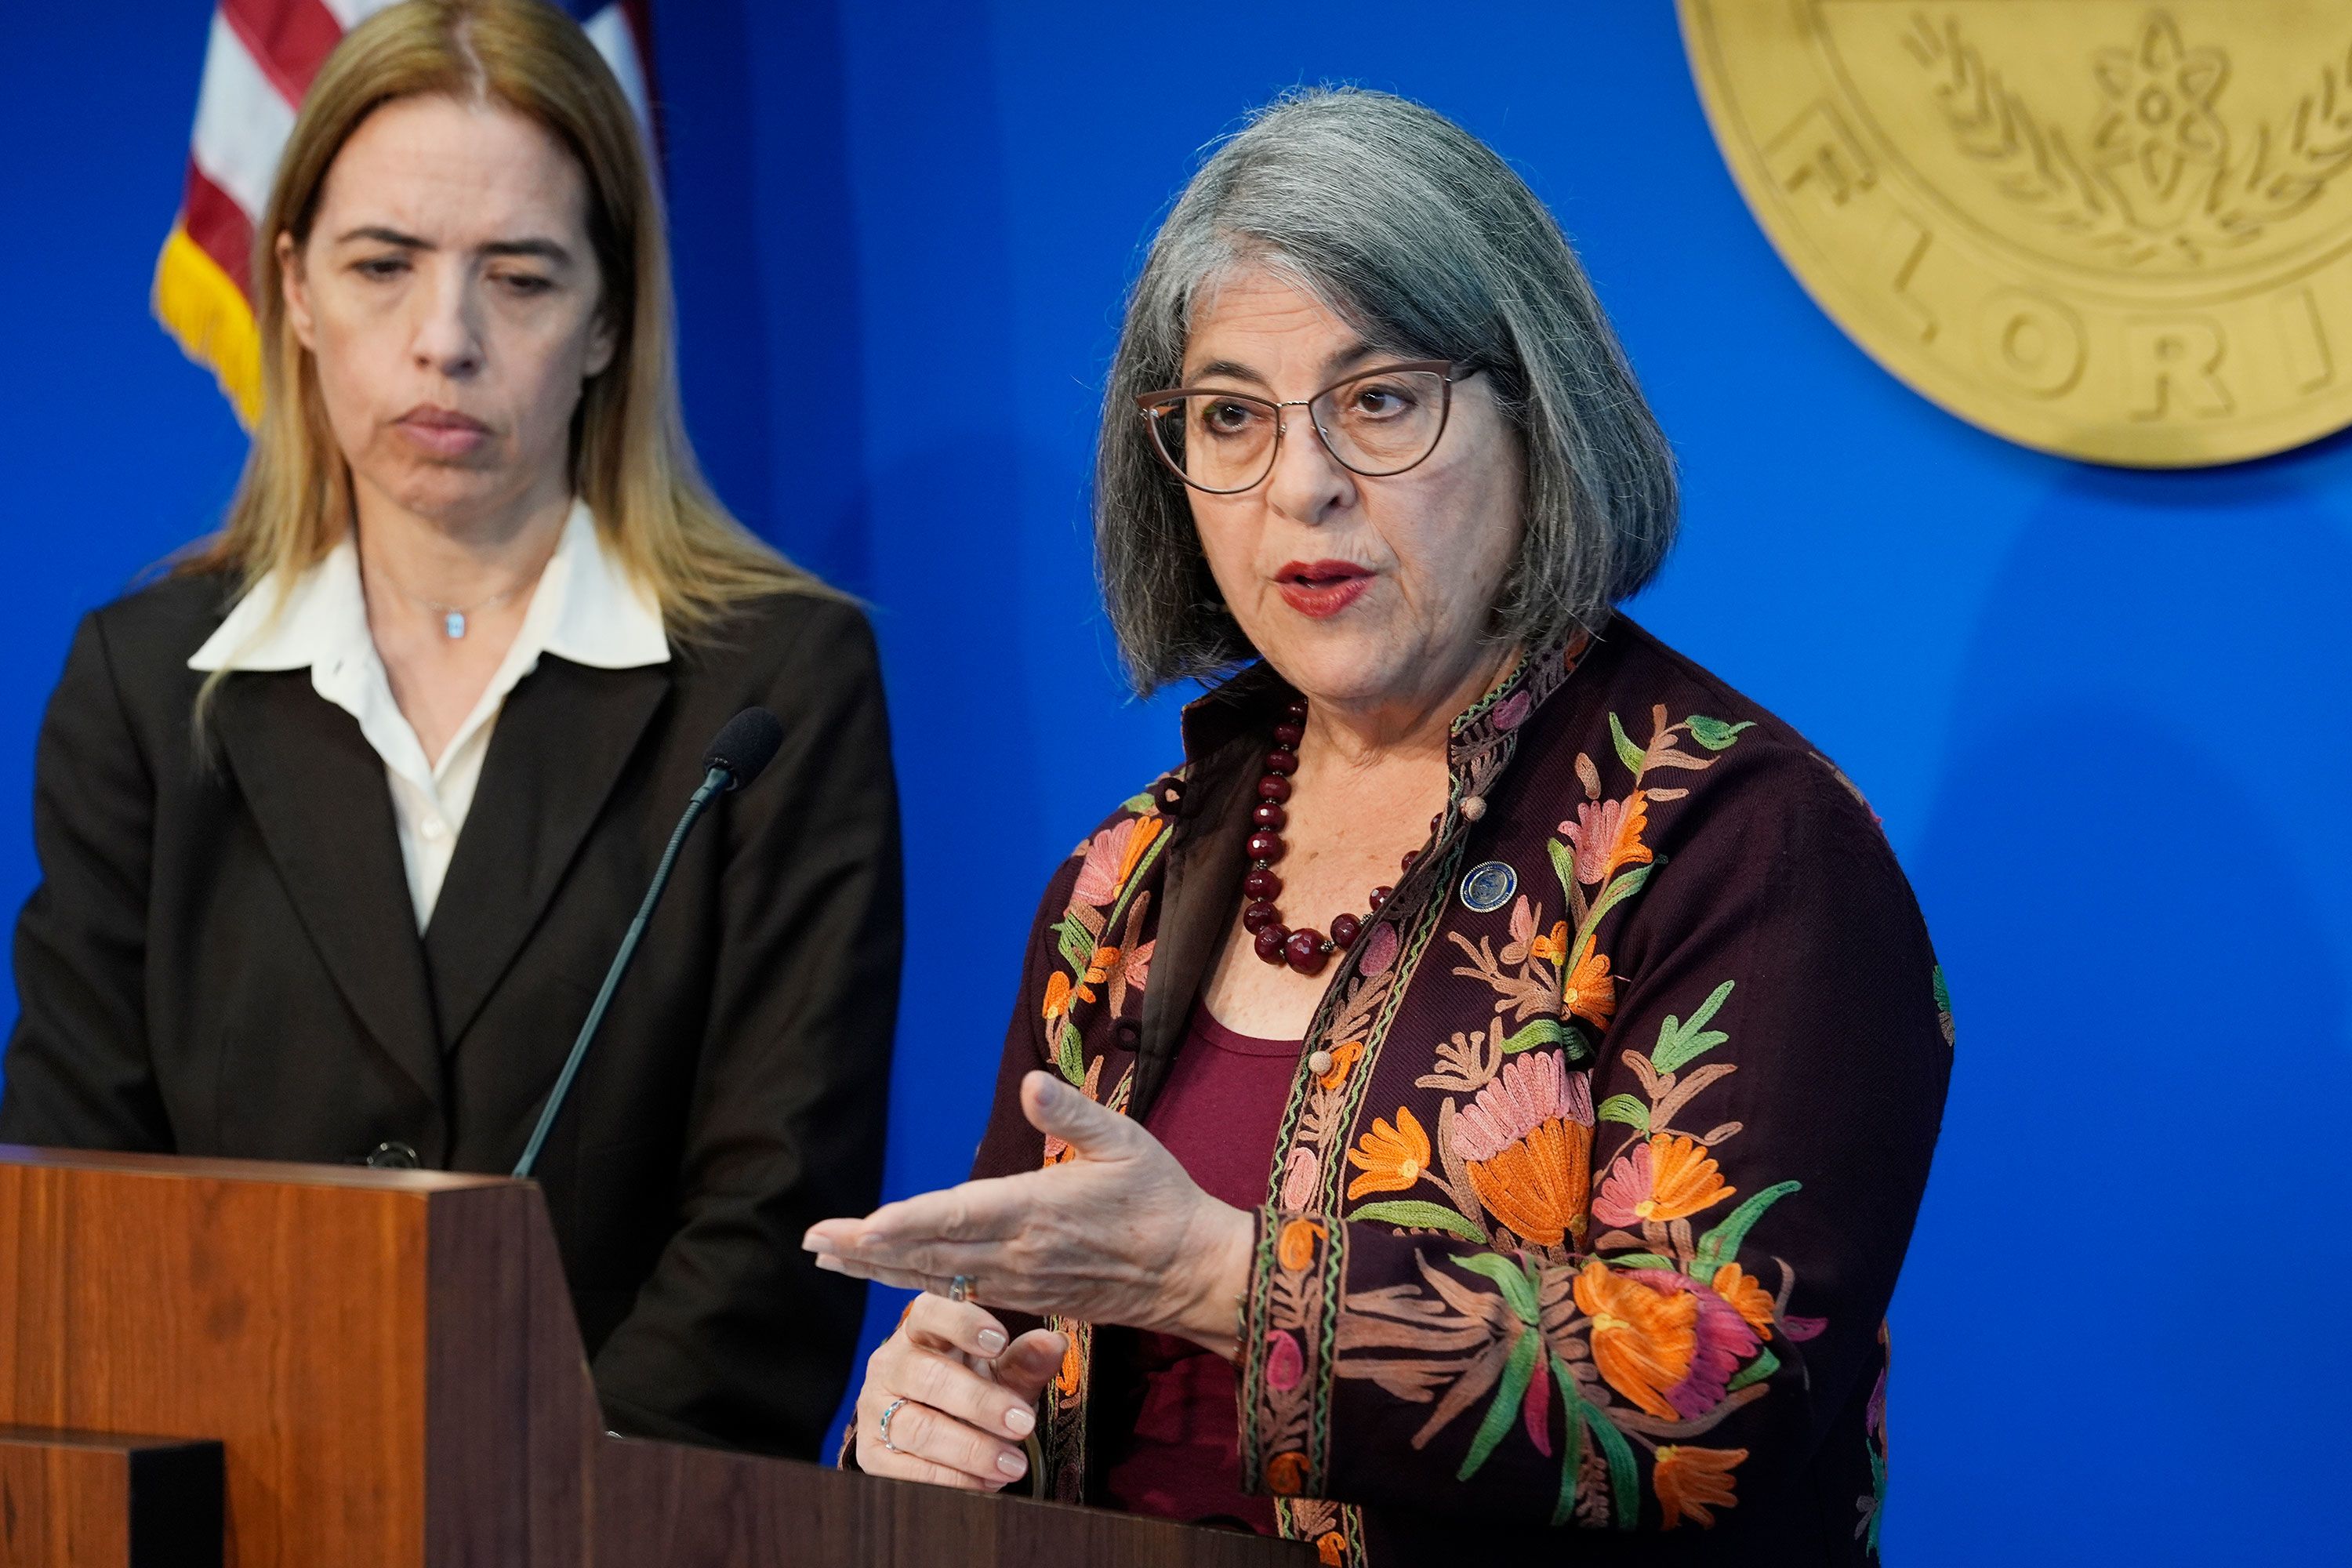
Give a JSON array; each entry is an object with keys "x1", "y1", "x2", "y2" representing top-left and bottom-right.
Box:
[{"x1": 1101, "y1": 1003, "x2": 1294, "y2": 1535}]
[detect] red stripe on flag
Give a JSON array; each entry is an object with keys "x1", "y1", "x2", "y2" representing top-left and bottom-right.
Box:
[
  {"x1": 183, "y1": 162, "x2": 260, "y2": 297},
  {"x1": 219, "y1": 0, "x2": 348, "y2": 110}
]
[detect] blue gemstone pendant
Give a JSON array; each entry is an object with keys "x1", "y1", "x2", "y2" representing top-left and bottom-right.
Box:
[{"x1": 444, "y1": 611, "x2": 467, "y2": 639}]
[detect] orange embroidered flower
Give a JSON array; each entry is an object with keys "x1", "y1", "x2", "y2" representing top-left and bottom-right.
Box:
[
  {"x1": 1562, "y1": 946, "x2": 1616, "y2": 1030},
  {"x1": 1041, "y1": 971, "x2": 1073, "y2": 1022},
  {"x1": 1344, "y1": 1106, "x2": 1432, "y2": 1201},
  {"x1": 1116, "y1": 815, "x2": 1163, "y2": 887},
  {"x1": 1529, "y1": 920, "x2": 1570, "y2": 964},
  {"x1": 1654, "y1": 1445, "x2": 1747, "y2": 1529},
  {"x1": 1450, "y1": 1051, "x2": 1595, "y2": 1247},
  {"x1": 1076, "y1": 944, "x2": 1118, "y2": 1004},
  {"x1": 1572, "y1": 1260, "x2": 1698, "y2": 1421},
  {"x1": 1592, "y1": 1134, "x2": 1736, "y2": 1229},
  {"x1": 1277, "y1": 1218, "x2": 1325, "y2": 1272},
  {"x1": 1466, "y1": 1121, "x2": 1591, "y2": 1247},
  {"x1": 1315, "y1": 1039, "x2": 1364, "y2": 1091},
  {"x1": 1711, "y1": 1263, "x2": 1776, "y2": 1339},
  {"x1": 1605, "y1": 789, "x2": 1653, "y2": 880},
  {"x1": 1265, "y1": 1450, "x2": 1310, "y2": 1496},
  {"x1": 1316, "y1": 1531, "x2": 1348, "y2": 1565},
  {"x1": 1559, "y1": 792, "x2": 1653, "y2": 886},
  {"x1": 1054, "y1": 1333, "x2": 1083, "y2": 1396}
]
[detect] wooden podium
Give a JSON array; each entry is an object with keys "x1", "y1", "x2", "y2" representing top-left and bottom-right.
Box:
[{"x1": 0, "y1": 1148, "x2": 1308, "y2": 1567}]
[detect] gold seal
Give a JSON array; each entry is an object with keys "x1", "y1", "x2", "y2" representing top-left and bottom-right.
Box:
[{"x1": 1679, "y1": 2, "x2": 2352, "y2": 466}]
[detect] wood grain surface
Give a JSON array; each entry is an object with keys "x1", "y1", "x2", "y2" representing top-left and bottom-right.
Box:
[{"x1": 0, "y1": 1147, "x2": 1309, "y2": 1567}]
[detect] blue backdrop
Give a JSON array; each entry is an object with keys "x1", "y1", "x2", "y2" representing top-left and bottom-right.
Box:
[{"x1": 5, "y1": 5, "x2": 2348, "y2": 1558}]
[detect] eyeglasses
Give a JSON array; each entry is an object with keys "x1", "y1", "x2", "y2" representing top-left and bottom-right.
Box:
[{"x1": 1134, "y1": 360, "x2": 1478, "y2": 495}]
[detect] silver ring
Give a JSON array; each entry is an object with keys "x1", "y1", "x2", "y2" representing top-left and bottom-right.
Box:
[
  {"x1": 878, "y1": 1395, "x2": 911, "y2": 1453},
  {"x1": 948, "y1": 1274, "x2": 975, "y2": 1304}
]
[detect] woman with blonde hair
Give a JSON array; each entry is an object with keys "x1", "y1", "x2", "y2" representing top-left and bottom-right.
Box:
[{"x1": 0, "y1": 0, "x2": 898, "y2": 1457}]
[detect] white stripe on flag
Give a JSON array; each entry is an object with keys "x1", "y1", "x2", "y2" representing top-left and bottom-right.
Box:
[
  {"x1": 581, "y1": 7, "x2": 653, "y2": 140},
  {"x1": 316, "y1": 0, "x2": 403, "y2": 27},
  {"x1": 189, "y1": 9, "x2": 297, "y2": 221}
]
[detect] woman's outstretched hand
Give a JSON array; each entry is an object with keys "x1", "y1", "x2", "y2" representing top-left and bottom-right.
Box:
[
  {"x1": 852, "y1": 1294, "x2": 1065, "y2": 1488},
  {"x1": 804, "y1": 1070, "x2": 1252, "y2": 1357}
]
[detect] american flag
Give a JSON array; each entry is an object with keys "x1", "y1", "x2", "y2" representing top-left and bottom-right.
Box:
[{"x1": 154, "y1": 0, "x2": 655, "y2": 426}]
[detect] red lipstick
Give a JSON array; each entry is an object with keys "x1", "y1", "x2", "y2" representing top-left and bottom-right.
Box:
[{"x1": 1275, "y1": 559, "x2": 1373, "y2": 619}]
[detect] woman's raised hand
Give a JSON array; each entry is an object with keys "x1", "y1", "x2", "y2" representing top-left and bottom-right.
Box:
[
  {"x1": 804, "y1": 1072, "x2": 1252, "y2": 1358},
  {"x1": 852, "y1": 1294, "x2": 1065, "y2": 1488}
]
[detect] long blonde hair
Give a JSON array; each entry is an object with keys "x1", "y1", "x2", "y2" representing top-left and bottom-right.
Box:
[{"x1": 180, "y1": 0, "x2": 822, "y2": 638}]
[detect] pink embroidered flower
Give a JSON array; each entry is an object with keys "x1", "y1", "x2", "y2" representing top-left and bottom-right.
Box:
[
  {"x1": 1559, "y1": 798, "x2": 1629, "y2": 886},
  {"x1": 1592, "y1": 1135, "x2": 1735, "y2": 1229},
  {"x1": 1451, "y1": 1050, "x2": 1589, "y2": 1162},
  {"x1": 1265, "y1": 1330, "x2": 1304, "y2": 1392},
  {"x1": 1117, "y1": 938, "x2": 1155, "y2": 998},
  {"x1": 1358, "y1": 920, "x2": 1401, "y2": 977},
  {"x1": 1520, "y1": 1344, "x2": 1553, "y2": 1455},
  {"x1": 1280, "y1": 1148, "x2": 1321, "y2": 1211},
  {"x1": 1494, "y1": 689, "x2": 1533, "y2": 731},
  {"x1": 1624, "y1": 1268, "x2": 1761, "y2": 1421},
  {"x1": 1071, "y1": 820, "x2": 1136, "y2": 906}
]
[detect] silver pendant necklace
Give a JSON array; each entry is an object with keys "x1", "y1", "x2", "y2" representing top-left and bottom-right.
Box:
[
  {"x1": 373, "y1": 539, "x2": 557, "y2": 640},
  {"x1": 405, "y1": 583, "x2": 528, "y2": 641}
]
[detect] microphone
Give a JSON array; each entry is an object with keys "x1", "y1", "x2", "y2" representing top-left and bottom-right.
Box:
[{"x1": 512, "y1": 707, "x2": 785, "y2": 1179}]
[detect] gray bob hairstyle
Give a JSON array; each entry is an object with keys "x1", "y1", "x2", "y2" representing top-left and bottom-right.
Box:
[{"x1": 1096, "y1": 87, "x2": 1678, "y2": 695}]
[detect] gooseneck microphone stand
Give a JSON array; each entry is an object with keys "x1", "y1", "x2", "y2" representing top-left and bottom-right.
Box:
[{"x1": 511, "y1": 707, "x2": 783, "y2": 1180}]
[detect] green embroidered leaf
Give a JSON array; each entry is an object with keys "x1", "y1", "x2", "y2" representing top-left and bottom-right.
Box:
[
  {"x1": 1054, "y1": 1019, "x2": 1086, "y2": 1085},
  {"x1": 1457, "y1": 1327, "x2": 1539, "y2": 1481},
  {"x1": 1579, "y1": 862, "x2": 1657, "y2": 940},
  {"x1": 1052, "y1": 916, "x2": 1094, "y2": 971},
  {"x1": 1602, "y1": 1252, "x2": 1676, "y2": 1270},
  {"x1": 1547, "y1": 837, "x2": 1578, "y2": 902},
  {"x1": 1692, "y1": 1180, "x2": 1802, "y2": 1275},
  {"x1": 1866, "y1": 1442, "x2": 1886, "y2": 1553},
  {"x1": 1685, "y1": 715, "x2": 1755, "y2": 751},
  {"x1": 1726, "y1": 1345, "x2": 1780, "y2": 1394},
  {"x1": 1454, "y1": 1251, "x2": 1541, "y2": 1325},
  {"x1": 1560, "y1": 1025, "x2": 1595, "y2": 1064},
  {"x1": 1345, "y1": 1200, "x2": 1487, "y2": 1244},
  {"x1": 1499, "y1": 1018, "x2": 1564, "y2": 1055},
  {"x1": 1596, "y1": 1094, "x2": 1650, "y2": 1132},
  {"x1": 1582, "y1": 1402, "x2": 1642, "y2": 1532},
  {"x1": 1101, "y1": 829, "x2": 1174, "y2": 934},
  {"x1": 1651, "y1": 980, "x2": 1737, "y2": 1075},
  {"x1": 1550, "y1": 1356, "x2": 1585, "y2": 1526},
  {"x1": 1932, "y1": 964, "x2": 1952, "y2": 1017},
  {"x1": 1608, "y1": 713, "x2": 1646, "y2": 775}
]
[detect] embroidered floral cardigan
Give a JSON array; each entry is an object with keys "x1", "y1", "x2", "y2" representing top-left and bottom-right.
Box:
[{"x1": 968, "y1": 616, "x2": 1951, "y2": 1563}]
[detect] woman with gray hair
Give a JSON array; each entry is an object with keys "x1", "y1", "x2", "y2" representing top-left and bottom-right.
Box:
[{"x1": 808, "y1": 89, "x2": 1947, "y2": 1560}]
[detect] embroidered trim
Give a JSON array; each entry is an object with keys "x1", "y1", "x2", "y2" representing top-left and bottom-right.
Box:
[{"x1": 1238, "y1": 633, "x2": 1595, "y2": 1534}]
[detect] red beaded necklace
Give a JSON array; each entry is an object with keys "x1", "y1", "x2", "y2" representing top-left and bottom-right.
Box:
[{"x1": 1240, "y1": 698, "x2": 1423, "y2": 977}]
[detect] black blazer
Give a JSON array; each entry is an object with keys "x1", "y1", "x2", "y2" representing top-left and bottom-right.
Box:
[{"x1": 0, "y1": 571, "x2": 901, "y2": 1457}]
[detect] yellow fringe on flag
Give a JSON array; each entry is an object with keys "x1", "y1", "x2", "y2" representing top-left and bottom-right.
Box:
[{"x1": 152, "y1": 223, "x2": 261, "y2": 429}]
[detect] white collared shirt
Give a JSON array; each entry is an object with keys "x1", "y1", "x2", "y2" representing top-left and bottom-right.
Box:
[{"x1": 190, "y1": 499, "x2": 670, "y2": 928}]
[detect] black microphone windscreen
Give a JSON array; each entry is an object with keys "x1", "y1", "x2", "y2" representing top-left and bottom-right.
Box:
[{"x1": 703, "y1": 707, "x2": 785, "y2": 789}]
